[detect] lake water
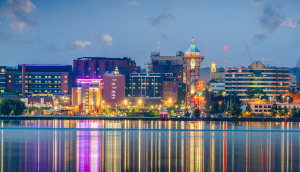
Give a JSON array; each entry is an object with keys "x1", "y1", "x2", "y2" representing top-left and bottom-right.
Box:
[{"x1": 0, "y1": 120, "x2": 299, "y2": 171}]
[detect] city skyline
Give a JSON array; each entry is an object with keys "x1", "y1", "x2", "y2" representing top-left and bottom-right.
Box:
[{"x1": 0, "y1": 0, "x2": 299, "y2": 68}]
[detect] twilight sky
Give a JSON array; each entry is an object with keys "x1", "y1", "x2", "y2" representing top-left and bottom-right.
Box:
[{"x1": 0, "y1": 0, "x2": 299, "y2": 68}]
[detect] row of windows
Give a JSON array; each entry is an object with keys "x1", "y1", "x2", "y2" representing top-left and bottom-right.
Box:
[
  {"x1": 13, "y1": 75, "x2": 65, "y2": 79},
  {"x1": 14, "y1": 80, "x2": 64, "y2": 83},
  {"x1": 226, "y1": 74, "x2": 289, "y2": 77},
  {"x1": 226, "y1": 92, "x2": 287, "y2": 95},
  {"x1": 129, "y1": 87, "x2": 159, "y2": 89},
  {"x1": 225, "y1": 87, "x2": 288, "y2": 90},
  {"x1": 130, "y1": 82, "x2": 160, "y2": 85},
  {"x1": 127, "y1": 92, "x2": 159, "y2": 97},
  {"x1": 226, "y1": 70, "x2": 289, "y2": 73},
  {"x1": 225, "y1": 83, "x2": 288, "y2": 86},
  {"x1": 15, "y1": 85, "x2": 61, "y2": 88},
  {"x1": 129, "y1": 78, "x2": 160, "y2": 82},
  {"x1": 16, "y1": 90, "x2": 63, "y2": 93},
  {"x1": 226, "y1": 79, "x2": 289, "y2": 82}
]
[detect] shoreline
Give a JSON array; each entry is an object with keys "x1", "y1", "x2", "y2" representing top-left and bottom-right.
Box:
[{"x1": 0, "y1": 116, "x2": 298, "y2": 122}]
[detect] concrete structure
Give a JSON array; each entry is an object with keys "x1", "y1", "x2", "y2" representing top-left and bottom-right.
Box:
[
  {"x1": 73, "y1": 57, "x2": 140, "y2": 86},
  {"x1": 5, "y1": 64, "x2": 72, "y2": 97},
  {"x1": 72, "y1": 79, "x2": 102, "y2": 114},
  {"x1": 148, "y1": 51, "x2": 184, "y2": 83},
  {"x1": 103, "y1": 67, "x2": 125, "y2": 108},
  {"x1": 225, "y1": 61, "x2": 289, "y2": 101}
]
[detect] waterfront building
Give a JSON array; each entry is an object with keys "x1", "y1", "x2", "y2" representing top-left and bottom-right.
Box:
[
  {"x1": 225, "y1": 61, "x2": 289, "y2": 101},
  {"x1": 102, "y1": 67, "x2": 125, "y2": 108},
  {"x1": 147, "y1": 51, "x2": 184, "y2": 83},
  {"x1": 0, "y1": 66, "x2": 7, "y2": 94},
  {"x1": 72, "y1": 79, "x2": 102, "y2": 114},
  {"x1": 250, "y1": 103, "x2": 300, "y2": 115},
  {"x1": 162, "y1": 80, "x2": 178, "y2": 106},
  {"x1": 210, "y1": 62, "x2": 225, "y2": 82},
  {"x1": 6, "y1": 64, "x2": 72, "y2": 97},
  {"x1": 73, "y1": 57, "x2": 140, "y2": 86}
]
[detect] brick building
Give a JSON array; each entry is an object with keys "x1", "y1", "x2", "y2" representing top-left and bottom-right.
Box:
[
  {"x1": 102, "y1": 67, "x2": 125, "y2": 107},
  {"x1": 73, "y1": 57, "x2": 140, "y2": 86}
]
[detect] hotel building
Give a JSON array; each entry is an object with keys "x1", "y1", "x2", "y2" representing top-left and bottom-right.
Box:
[
  {"x1": 72, "y1": 79, "x2": 102, "y2": 114},
  {"x1": 225, "y1": 61, "x2": 289, "y2": 101},
  {"x1": 5, "y1": 64, "x2": 72, "y2": 97}
]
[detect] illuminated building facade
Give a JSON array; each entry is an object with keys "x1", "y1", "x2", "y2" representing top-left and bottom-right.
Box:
[
  {"x1": 225, "y1": 61, "x2": 289, "y2": 101},
  {"x1": 183, "y1": 38, "x2": 204, "y2": 107},
  {"x1": 103, "y1": 67, "x2": 125, "y2": 107},
  {"x1": 5, "y1": 64, "x2": 72, "y2": 97},
  {"x1": 0, "y1": 66, "x2": 7, "y2": 94},
  {"x1": 72, "y1": 79, "x2": 102, "y2": 114},
  {"x1": 210, "y1": 62, "x2": 225, "y2": 82},
  {"x1": 73, "y1": 57, "x2": 140, "y2": 87}
]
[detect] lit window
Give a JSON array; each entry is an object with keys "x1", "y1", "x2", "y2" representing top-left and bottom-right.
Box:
[
  {"x1": 19, "y1": 76, "x2": 21, "y2": 78},
  {"x1": 64, "y1": 76, "x2": 67, "y2": 78},
  {"x1": 55, "y1": 76, "x2": 57, "y2": 78},
  {"x1": 58, "y1": 76, "x2": 61, "y2": 78},
  {"x1": 55, "y1": 81, "x2": 57, "y2": 83},
  {"x1": 48, "y1": 76, "x2": 51, "y2": 78},
  {"x1": 64, "y1": 81, "x2": 67, "y2": 83},
  {"x1": 58, "y1": 81, "x2": 61, "y2": 83},
  {"x1": 8, "y1": 80, "x2": 11, "y2": 82},
  {"x1": 8, "y1": 75, "x2": 11, "y2": 78},
  {"x1": 48, "y1": 81, "x2": 51, "y2": 83},
  {"x1": 45, "y1": 76, "x2": 48, "y2": 78},
  {"x1": 39, "y1": 76, "x2": 41, "y2": 78}
]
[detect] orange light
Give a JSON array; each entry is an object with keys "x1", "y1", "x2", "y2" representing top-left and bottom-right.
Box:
[
  {"x1": 192, "y1": 38, "x2": 194, "y2": 42},
  {"x1": 224, "y1": 46, "x2": 227, "y2": 50}
]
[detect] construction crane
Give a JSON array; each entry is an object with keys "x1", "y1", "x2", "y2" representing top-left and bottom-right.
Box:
[
  {"x1": 293, "y1": 56, "x2": 300, "y2": 75},
  {"x1": 244, "y1": 40, "x2": 253, "y2": 63}
]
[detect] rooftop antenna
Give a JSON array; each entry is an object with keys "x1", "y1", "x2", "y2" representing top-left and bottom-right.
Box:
[{"x1": 244, "y1": 40, "x2": 253, "y2": 63}]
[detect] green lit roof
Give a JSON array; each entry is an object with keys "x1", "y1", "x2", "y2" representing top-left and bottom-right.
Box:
[{"x1": 185, "y1": 44, "x2": 200, "y2": 53}]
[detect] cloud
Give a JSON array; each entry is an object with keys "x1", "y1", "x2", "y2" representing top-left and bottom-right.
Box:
[
  {"x1": 257, "y1": 3, "x2": 285, "y2": 33},
  {"x1": 148, "y1": 8, "x2": 174, "y2": 27},
  {"x1": 152, "y1": 42, "x2": 161, "y2": 51},
  {"x1": 74, "y1": 40, "x2": 91, "y2": 48},
  {"x1": 160, "y1": 31, "x2": 169, "y2": 40},
  {"x1": 251, "y1": 0, "x2": 262, "y2": 6},
  {"x1": 253, "y1": 33, "x2": 267, "y2": 43},
  {"x1": 93, "y1": 33, "x2": 113, "y2": 46},
  {"x1": 286, "y1": 19, "x2": 296, "y2": 28},
  {"x1": 128, "y1": 0, "x2": 137, "y2": 5},
  {"x1": 297, "y1": 16, "x2": 300, "y2": 25},
  {"x1": 45, "y1": 40, "x2": 90, "y2": 53},
  {"x1": 0, "y1": 0, "x2": 39, "y2": 31}
]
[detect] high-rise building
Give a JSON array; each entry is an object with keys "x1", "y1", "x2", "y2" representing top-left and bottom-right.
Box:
[
  {"x1": 0, "y1": 66, "x2": 7, "y2": 95},
  {"x1": 102, "y1": 67, "x2": 125, "y2": 107},
  {"x1": 5, "y1": 64, "x2": 72, "y2": 97},
  {"x1": 72, "y1": 79, "x2": 102, "y2": 114},
  {"x1": 73, "y1": 57, "x2": 140, "y2": 86},
  {"x1": 225, "y1": 61, "x2": 289, "y2": 101}
]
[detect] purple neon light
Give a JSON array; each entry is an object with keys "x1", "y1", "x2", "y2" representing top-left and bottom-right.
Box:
[{"x1": 77, "y1": 79, "x2": 102, "y2": 81}]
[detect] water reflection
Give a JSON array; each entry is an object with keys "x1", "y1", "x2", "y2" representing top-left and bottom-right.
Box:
[{"x1": 0, "y1": 120, "x2": 299, "y2": 171}]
